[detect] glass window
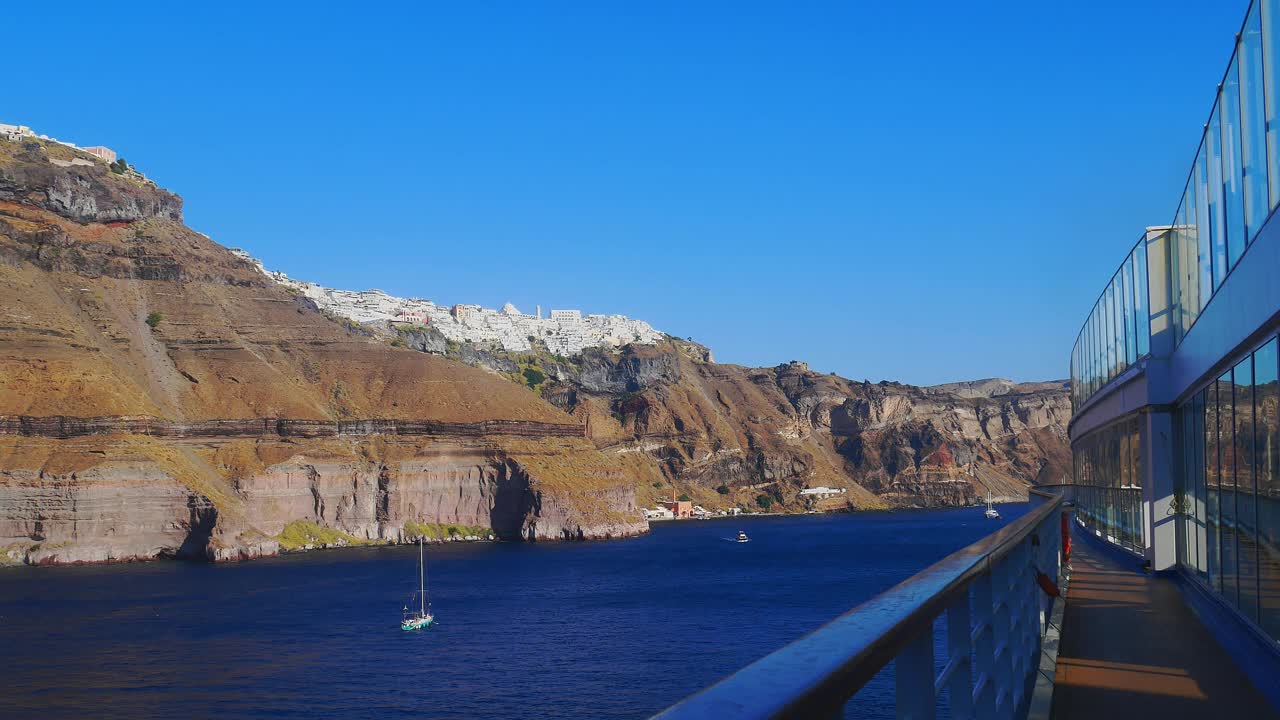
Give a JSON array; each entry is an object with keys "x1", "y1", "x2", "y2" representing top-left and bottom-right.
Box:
[
  {"x1": 1255, "y1": 338, "x2": 1280, "y2": 639},
  {"x1": 1242, "y1": 4, "x2": 1270, "y2": 240},
  {"x1": 1178, "y1": 405, "x2": 1188, "y2": 566},
  {"x1": 1219, "y1": 370, "x2": 1239, "y2": 605},
  {"x1": 1236, "y1": 356, "x2": 1259, "y2": 622},
  {"x1": 1196, "y1": 389, "x2": 1209, "y2": 580},
  {"x1": 1135, "y1": 242, "x2": 1150, "y2": 357},
  {"x1": 1182, "y1": 404, "x2": 1198, "y2": 571},
  {"x1": 1115, "y1": 457, "x2": 1123, "y2": 543},
  {"x1": 1138, "y1": 420, "x2": 1146, "y2": 542},
  {"x1": 1223, "y1": 58, "x2": 1246, "y2": 269},
  {"x1": 1074, "y1": 416, "x2": 1147, "y2": 553},
  {"x1": 1208, "y1": 380, "x2": 1221, "y2": 589}
]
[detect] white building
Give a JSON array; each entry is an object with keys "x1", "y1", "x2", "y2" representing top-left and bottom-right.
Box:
[
  {"x1": 0, "y1": 123, "x2": 32, "y2": 142},
  {"x1": 798, "y1": 487, "x2": 848, "y2": 499},
  {"x1": 239, "y1": 252, "x2": 665, "y2": 356},
  {"x1": 82, "y1": 146, "x2": 117, "y2": 163}
]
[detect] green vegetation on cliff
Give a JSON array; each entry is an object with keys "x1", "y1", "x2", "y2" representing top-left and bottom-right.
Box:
[
  {"x1": 277, "y1": 521, "x2": 370, "y2": 550},
  {"x1": 522, "y1": 366, "x2": 546, "y2": 389},
  {"x1": 404, "y1": 521, "x2": 491, "y2": 540}
]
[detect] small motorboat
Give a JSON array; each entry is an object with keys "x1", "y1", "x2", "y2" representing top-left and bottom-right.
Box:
[
  {"x1": 736, "y1": 530, "x2": 750, "y2": 543},
  {"x1": 401, "y1": 537, "x2": 435, "y2": 631},
  {"x1": 984, "y1": 492, "x2": 1001, "y2": 520}
]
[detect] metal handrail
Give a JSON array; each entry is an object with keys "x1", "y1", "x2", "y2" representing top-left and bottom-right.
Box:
[{"x1": 652, "y1": 488, "x2": 1064, "y2": 719}]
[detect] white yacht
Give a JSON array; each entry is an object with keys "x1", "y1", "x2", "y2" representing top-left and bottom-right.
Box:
[{"x1": 984, "y1": 492, "x2": 1001, "y2": 520}]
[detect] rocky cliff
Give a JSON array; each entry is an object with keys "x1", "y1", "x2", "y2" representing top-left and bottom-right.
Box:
[
  {"x1": 0, "y1": 138, "x2": 646, "y2": 566},
  {"x1": 395, "y1": 329, "x2": 1072, "y2": 513},
  {"x1": 0, "y1": 134, "x2": 1071, "y2": 566}
]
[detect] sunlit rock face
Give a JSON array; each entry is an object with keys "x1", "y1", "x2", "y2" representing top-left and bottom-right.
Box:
[
  {"x1": 0, "y1": 137, "x2": 646, "y2": 566},
  {"x1": 439, "y1": 341, "x2": 1071, "y2": 513}
]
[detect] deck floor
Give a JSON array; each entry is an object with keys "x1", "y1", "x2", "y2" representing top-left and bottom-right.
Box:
[{"x1": 1050, "y1": 539, "x2": 1278, "y2": 719}]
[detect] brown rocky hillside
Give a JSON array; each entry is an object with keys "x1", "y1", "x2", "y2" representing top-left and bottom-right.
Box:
[
  {"x1": 396, "y1": 329, "x2": 1072, "y2": 513},
  {"x1": 0, "y1": 135, "x2": 1071, "y2": 567},
  {"x1": 0, "y1": 137, "x2": 646, "y2": 566}
]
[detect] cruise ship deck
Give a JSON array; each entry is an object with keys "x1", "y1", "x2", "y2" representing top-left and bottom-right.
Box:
[
  {"x1": 1052, "y1": 540, "x2": 1278, "y2": 719},
  {"x1": 653, "y1": 1, "x2": 1280, "y2": 716}
]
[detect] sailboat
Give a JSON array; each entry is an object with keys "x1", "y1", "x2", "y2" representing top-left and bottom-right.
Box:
[
  {"x1": 984, "y1": 491, "x2": 1001, "y2": 520},
  {"x1": 400, "y1": 536, "x2": 434, "y2": 631}
]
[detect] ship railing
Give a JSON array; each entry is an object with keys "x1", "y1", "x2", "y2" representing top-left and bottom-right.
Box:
[{"x1": 652, "y1": 487, "x2": 1066, "y2": 720}]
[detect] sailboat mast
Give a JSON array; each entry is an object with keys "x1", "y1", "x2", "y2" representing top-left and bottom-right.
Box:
[{"x1": 419, "y1": 536, "x2": 425, "y2": 615}]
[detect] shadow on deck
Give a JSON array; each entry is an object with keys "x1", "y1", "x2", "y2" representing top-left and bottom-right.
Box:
[{"x1": 1051, "y1": 541, "x2": 1279, "y2": 719}]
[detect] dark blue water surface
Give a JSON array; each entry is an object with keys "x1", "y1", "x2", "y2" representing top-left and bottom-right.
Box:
[{"x1": 0, "y1": 504, "x2": 1029, "y2": 719}]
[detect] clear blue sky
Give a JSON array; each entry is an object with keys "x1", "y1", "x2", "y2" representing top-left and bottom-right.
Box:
[{"x1": 5, "y1": 1, "x2": 1248, "y2": 385}]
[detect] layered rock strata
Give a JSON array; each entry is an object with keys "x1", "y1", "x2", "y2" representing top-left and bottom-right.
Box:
[
  {"x1": 1, "y1": 435, "x2": 645, "y2": 566},
  {"x1": 0, "y1": 136, "x2": 645, "y2": 566},
  {"x1": 404, "y1": 337, "x2": 1073, "y2": 513}
]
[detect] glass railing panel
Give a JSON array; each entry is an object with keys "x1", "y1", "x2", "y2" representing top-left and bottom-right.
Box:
[
  {"x1": 1124, "y1": 254, "x2": 1137, "y2": 365},
  {"x1": 1266, "y1": 0, "x2": 1280, "y2": 210},
  {"x1": 1223, "y1": 57, "x2": 1247, "y2": 270},
  {"x1": 1172, "y1": 201, "x2": 1187, "y2": 342},
  {"x1": 1210, "y1": 102, "x2": 1229, "y2": 291},
  {"x1": 1241, "y1": 3, "x2": 1269, "y2": 241},
  {"x1": 1106, "y1": 279, "x2": 1118, "y2": 380},
  {"x1": 1071, "y1": 236, "x2": 1153, "y2": 408},
  {"x1": 1195, "y1": 145, "x2": 1213, "y2": 313},
  {"x1": 1136, "y1": 241, "x2": 1150, "y2": 356}
]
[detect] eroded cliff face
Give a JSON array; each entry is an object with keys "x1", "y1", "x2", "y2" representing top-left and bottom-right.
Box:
[
  {"x1": 0, "y1": 450, "x2": 209, "y2": 565},
  {"x1": 0, "y1": 138, "x2": 645, "y2": 566},
  {"x1": 0, "y1": 141, "x2": 182, "y2": 225},
  {"x1": 0, "y1": 434, "x2": 647, "y2": 566},
  {"x1": 229, "y1": 439, "x2": 644, "y2": 548},
  {"x1": 418, "y1": 339, "x2": 1072, "y2": 513}
]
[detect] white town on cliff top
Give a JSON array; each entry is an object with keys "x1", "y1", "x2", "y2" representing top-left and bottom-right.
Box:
[{"x1": 230, "y1": 249, "x2": 664, "y2": 356}]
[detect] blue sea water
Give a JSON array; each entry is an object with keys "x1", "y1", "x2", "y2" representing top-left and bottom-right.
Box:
[{"x1": 0, "y1": 504, "x2": 1029, "y2": 719}]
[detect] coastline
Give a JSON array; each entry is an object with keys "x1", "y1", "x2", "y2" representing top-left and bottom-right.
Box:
[{"x1": 3, "y1": 489, "x2": 1035, "y2": 570}]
